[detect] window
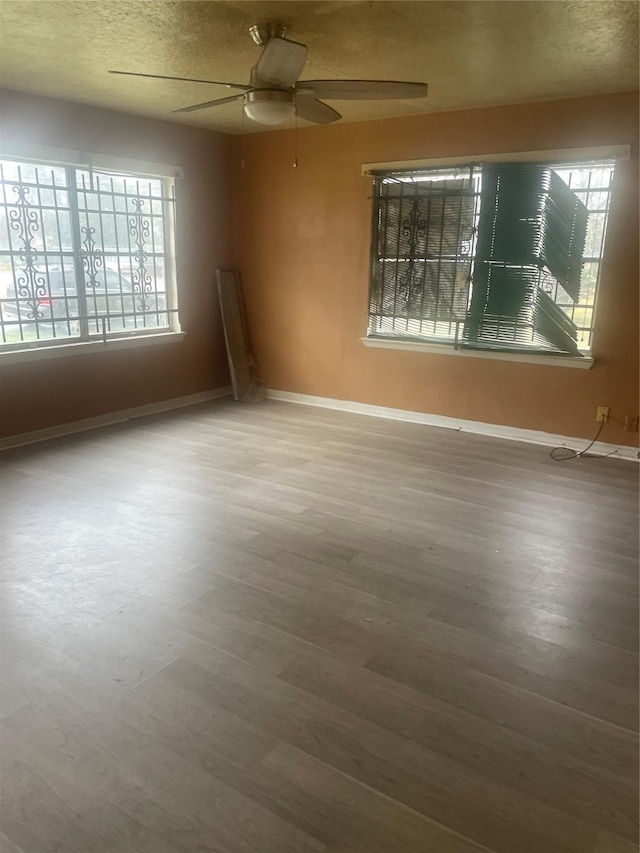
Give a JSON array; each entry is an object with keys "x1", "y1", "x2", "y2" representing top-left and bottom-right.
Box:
[
  {"x1": 0, "y1": 157, "x2": 178, "y2": 350},
  {"x1": 367, "y1": 159, "x2": 615, "y2": 356}
]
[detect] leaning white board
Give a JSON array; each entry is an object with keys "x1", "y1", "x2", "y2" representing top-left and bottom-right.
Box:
[{"x1": 216, "y1": 268, "x2": 264, "y2": 402}]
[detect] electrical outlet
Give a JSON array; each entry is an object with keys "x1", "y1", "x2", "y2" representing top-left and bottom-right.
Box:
[
  {"x1": 624, "y1": 414, "x2": 639, "y2": 432},
  {"x1": 596, "y1": 406, "x2": 610, "y2": 423}
]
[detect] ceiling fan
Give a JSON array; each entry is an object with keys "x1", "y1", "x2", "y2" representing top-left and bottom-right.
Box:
[{"x1": 109, "y1": 23, "x2": 428, "y2": 126}]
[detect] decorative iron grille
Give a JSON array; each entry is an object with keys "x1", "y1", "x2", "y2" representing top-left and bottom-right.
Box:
[
  {"x1": 369, "y1": 166, "x2": 481, "y2": 341},
  {"x1": 368, "y1": 160, "x2": 614, "y2": 353},
  {"x1": 0, "y1": 158, "x2": 177, "y2": 348}
]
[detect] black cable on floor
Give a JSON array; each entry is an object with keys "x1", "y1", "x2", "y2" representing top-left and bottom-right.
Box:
[{"x1": 549, "y1": 421, "x2": 615, "y2": 462}]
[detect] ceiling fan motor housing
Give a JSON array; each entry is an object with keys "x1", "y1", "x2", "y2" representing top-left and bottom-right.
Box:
[{"x1": 249, "y1": 24, "x2": 287, "y2": 46}]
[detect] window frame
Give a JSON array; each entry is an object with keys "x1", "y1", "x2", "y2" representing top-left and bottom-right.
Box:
[
  {"x1": 362, "y1": 145, "x2": 629, "y2": 364},
  {"x1": 0, "y1": 142, "x2": 183, "y2": 356}
]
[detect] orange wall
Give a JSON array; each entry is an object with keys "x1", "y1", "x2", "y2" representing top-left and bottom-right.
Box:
[
  {"x1": 2, "y1": 91, "x2": 638, "y2": 447},
  {"x1": 0, "y1": 90, "x2": 233, "y2": 438},
  {"x1": 233, "y1": 92, "x2": 639, "y2": 447}
]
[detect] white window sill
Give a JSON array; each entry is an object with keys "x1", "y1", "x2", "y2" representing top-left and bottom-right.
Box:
[
  {"x1": 361, "y1": 336, "x2": 594, "y2": 369},
  {"x1": 0, "y1": 331, "x2": 185, "y2": 366}
]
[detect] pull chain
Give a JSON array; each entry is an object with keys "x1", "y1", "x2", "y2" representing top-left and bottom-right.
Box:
[{"x1": 241, "y1": 100, "x2": 246, "y2": 170}]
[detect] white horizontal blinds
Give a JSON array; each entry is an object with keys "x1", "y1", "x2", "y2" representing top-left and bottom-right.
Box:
[
  {"x1": 0, "y1": 142, "x2": 182, "y2": 179},
  {"x1": 546, "y1": 162, "x2": 615, "y2": 350},
  {"x1": 362, "y1": 145, "x2": 629, "y2": 175},
  {"x1": 543, "y1": 172, "x2": 589, "y2": 302},
  {"x1": 369, "y1": 166, "x2": 481, "y2": 339},
  {"x1": 466, "y1": 163, "x2": 590, "y2": 354},
  {"x1": 368, "y1": 158, "x2": 614, "y2": 353}
]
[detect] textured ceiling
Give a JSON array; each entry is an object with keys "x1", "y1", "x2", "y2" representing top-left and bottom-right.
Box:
[{"x1": 0, "y1": 0, "x2": 638, "y2": 134}]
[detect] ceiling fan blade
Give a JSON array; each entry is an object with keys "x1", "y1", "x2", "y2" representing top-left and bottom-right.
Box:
[
  {"x1": 296, "y1": 80, "x2": 428, "y2": 100},
  {"x1": 256, "y1": 37, "x2": 308, "y2": 87},
  {"x1": 173, "y1": 93, "x2": 246, "y2": 114},
  {"x1": 109, "y1": 70, "x2": 250, "y2": 91},
  {"x1": 295, "y1": 95, "x2": 341, "y2": 125}
]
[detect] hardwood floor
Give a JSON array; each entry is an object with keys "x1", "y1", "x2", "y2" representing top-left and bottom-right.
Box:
[{"x1": 1, "y1": 399, "x2": 638, "y2": 853}]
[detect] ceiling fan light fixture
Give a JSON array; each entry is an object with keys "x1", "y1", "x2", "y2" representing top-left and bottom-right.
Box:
[{"x1": 244, "y1": 89, "x2": 295, "y2": 125}]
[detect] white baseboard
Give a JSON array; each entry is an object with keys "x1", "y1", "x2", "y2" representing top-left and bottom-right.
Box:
[
  {"x1": 0, "y1": 387, "x2": 232, "y2": 451},
  {"x1": 267, "y1": 389, "x2": 640, "y2": 461},
  {"x1": 4, "y1": 384, "x2": 638, "y2": 461}
]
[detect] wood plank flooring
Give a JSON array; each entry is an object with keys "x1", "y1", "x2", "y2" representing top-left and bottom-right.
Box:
[{"x1": 1, "y1": 399, "x2": 638, "y2": 853}]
